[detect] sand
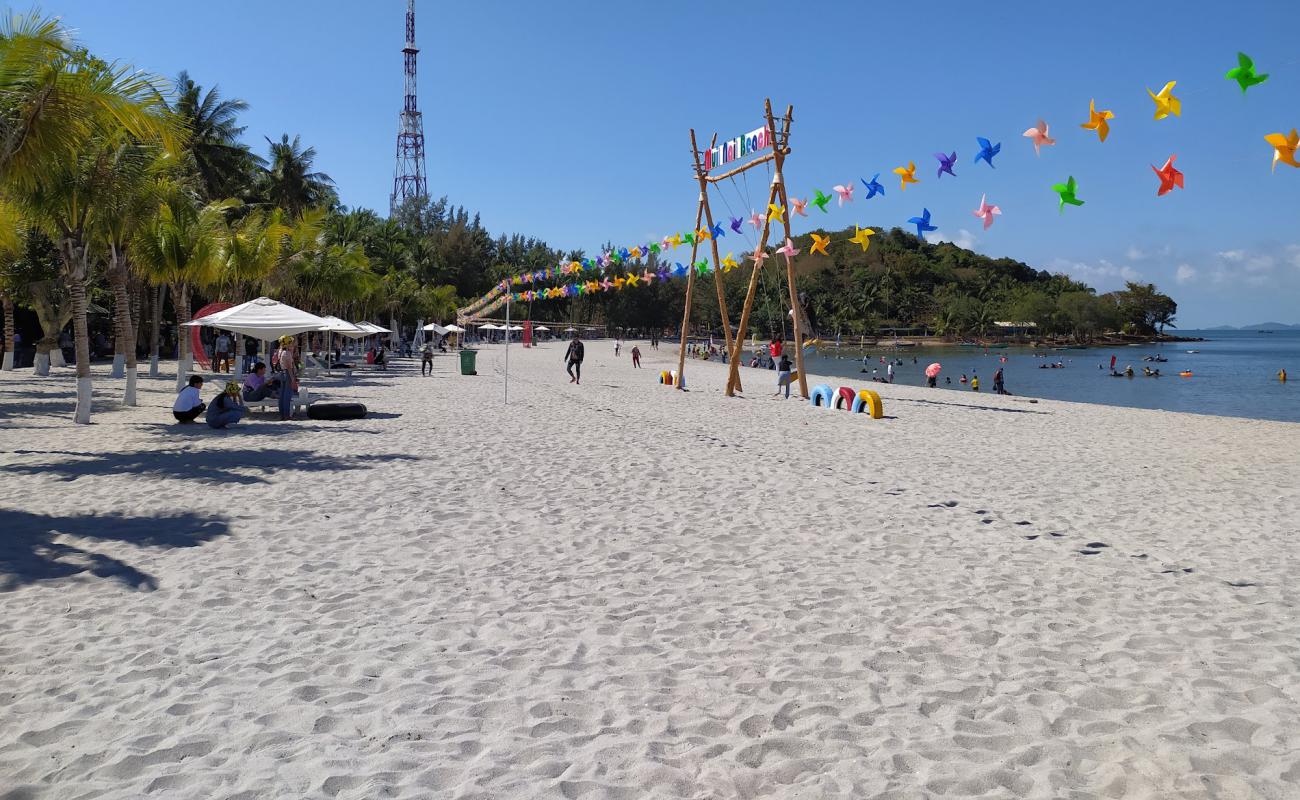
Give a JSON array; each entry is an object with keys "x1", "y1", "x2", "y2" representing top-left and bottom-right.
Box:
[{"x1": 1, "y1": 342, "x2": 1299, "y2": 799}]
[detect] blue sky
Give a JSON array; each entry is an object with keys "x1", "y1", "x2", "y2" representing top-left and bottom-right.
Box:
[{"x1": 41, "y1": 0, "x2": 1300, "y2": 327}]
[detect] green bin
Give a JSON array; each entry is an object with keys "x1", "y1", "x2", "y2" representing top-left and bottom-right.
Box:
[{"x1": 459, "y1": 349, "x2": 478, "y2": 376}]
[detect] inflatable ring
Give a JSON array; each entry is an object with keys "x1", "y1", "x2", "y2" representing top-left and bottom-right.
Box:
[
  {"x1": 659, "y1": 370, "x2": 673, "y2": 385},
  {"x1": 851, "y1": 389, "x2": 884, "y2": 419},
  {"x1": 833, "y1": 386, "x2": 857, "y2": 410},
  {"x1": 1178, "y1": 371, "x2": 1193, "y2": 377},
  {"x1": 810, "y1": 384, "x2": 835, "y2": 407}
]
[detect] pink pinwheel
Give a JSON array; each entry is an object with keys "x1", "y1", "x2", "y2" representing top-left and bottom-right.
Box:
[
  {"x1": 972, "y1": 194, "x2": 1002, "y2": 230},
  {"x1": 791, "y1": 197, "x2": 809, "y2": 217},
  {"x1": 832, "y1": 183, "x2": 855, "y2": 205},
  {"x1": 749, "y1": 248, "x2": 770, "y2": 268},
  {"x1": 776, "y1": 238, "x2": 800, "y2": 259},
  {"x1": 748, "y1": 211, "x2": 764, "y2": 230},
  {"x1": 1023, "y1": 119, "x2": 1056, "y2": 156}
]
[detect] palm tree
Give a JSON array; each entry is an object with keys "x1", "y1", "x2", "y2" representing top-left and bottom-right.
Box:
[
  {"x1": 261, "y1": 134, "x2": 335, "y2": 215},
  {"x1": 97, "y1": 135, "x2": 166, "y2": 404},
  {"x1": 171, "y1": 71, "x2": 262, "y2": 201},
  {"x1": 2, "y1": 17, "x2": 176, "y2": 422},
  {"x1": 134, "y1": 190, "x2": 235, "y2": 391},
  {"x1": 214, "y1": 208, "x2": 287, "y2": 373},
  {"x1": 0, "y1": 199, "x2": 19, "y2": 370}
]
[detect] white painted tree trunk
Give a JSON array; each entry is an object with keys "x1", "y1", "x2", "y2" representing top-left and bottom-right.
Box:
[
  {"x1": 75, "y1": 376, "x2": 92, "y2": 425},
  {"x1": 110, "y1": 353, "x2": 126, "y2": 378},
  {"x1": 1, "y1": 352, "x2": 12, "y2": 370},
  {"x1": 33, "y1": 351, "x2": 50, "y2": 376},
  {"x1": 124, "y1": 367, "x2": 138, "y2": 407},
  {"x1": 176, "y1": 354, "x2": 193, "y2": 393},
  {"x1": 51, "y1": 349, "x2": 67, "y2": 368}
]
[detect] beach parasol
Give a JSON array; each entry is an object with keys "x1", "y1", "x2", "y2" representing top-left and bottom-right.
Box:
[
  {"x1": 925, "y1": 362, "x2": 942, "y2": 378},
  {"x1": 534, "y1": 325, "x2": 550, "y2": 331}
]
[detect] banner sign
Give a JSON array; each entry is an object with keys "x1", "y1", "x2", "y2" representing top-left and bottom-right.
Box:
[{"x1": 703, "y1": 125, "x2": 770, "y2": 172}]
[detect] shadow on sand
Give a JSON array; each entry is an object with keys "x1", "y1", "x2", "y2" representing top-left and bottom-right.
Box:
[
  {"x1": 0, "y1": 508, "x2": 231, "y2": 592},
  {"x1": 5, "y1": 448, "x2": 421, "y2": 484}
]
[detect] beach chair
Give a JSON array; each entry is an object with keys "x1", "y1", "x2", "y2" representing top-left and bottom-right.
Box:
[{"x1": 244, "y1": 387, "x2": 320, "y2": 415}]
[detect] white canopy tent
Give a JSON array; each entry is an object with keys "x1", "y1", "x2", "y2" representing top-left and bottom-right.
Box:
[
  {"x1": 422, "y1": 322, "x2": 450, "y2": 335},
  {"x1": 185, "y1": 297, "x2": 329, "y2": 387}
]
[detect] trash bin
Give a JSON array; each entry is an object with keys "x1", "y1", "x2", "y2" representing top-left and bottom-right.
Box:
[{"x1": 459, "y1": 349, "x2": 478, "y2": 376}]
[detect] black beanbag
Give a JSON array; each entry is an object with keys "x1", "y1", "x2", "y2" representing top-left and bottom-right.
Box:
[{"x1": 307, "y1": 402, "x2": 368, "y2": 420}]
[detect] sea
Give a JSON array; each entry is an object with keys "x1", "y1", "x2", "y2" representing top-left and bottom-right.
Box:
[{"x1": 761, "y1": 330, "x2": 1299, "y2": 424}]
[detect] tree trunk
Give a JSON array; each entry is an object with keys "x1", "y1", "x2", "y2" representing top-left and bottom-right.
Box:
[
  {"x1": 150, "y1": 283, "x2": 163, "y2": 377},
  {"x1": 172, "y1": 283, "x2": 191, "y2": 392},
  {"x1": 1, "y1": 294, "x2": 13, "y2": 371},
  {"x1": 106, "y1": 248, "x2": 140, "y2": 405},
  {"x1": 28, "y1": 281, "x2": 72, "y2": 377},
  {"x1": 60, "y1": 237, "x2": 93, "y2": 424}
]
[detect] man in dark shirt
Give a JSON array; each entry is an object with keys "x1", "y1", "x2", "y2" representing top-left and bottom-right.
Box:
[{"x1": 564, "y1": 335, "x2": 585, "y2": 385}]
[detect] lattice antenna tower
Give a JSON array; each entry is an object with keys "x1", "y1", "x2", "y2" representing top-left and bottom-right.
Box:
[{"x1": 390, "y1": 0, "x2": 428, "y2": 215}]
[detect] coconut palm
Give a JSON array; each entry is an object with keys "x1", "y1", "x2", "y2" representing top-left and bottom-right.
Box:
[
  {"x1": 213, "y1": 208, "x2": 287, "y2": 373},
  {"x1": 96, "y1": 135, "x2": 167, "y2": 404},
  {"x1": 0, "y1": 198, "x2": 19, "y2": 370},
  {"x1": 171, "y1": 71, "x2": 262, "y2": 201},
  {"x1": 261, "y1": 134, "x2": 335, "y2": 215},
  {"x1": 134, "y1": 190, "x2": 235, "y2": 390},
  {"x1": 2, "y1": 18, "x2": 176, "y2": 422}
]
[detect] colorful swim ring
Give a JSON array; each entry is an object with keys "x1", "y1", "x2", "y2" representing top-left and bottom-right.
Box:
[
  {"x1": 1178, "y1": 371, "x2": 1193, "y2": 377},
  {"x1": 810, "y1": 384, "x2": 835, "y2": 407},
  {"x1": 833, "y1": 386, "x2": 857, "y2": 410},
  {"x1": 659, "y1": 370, "x2": 673, "y2": 385},
  {"x1": 851, "y1": 389, "x2": 884, "y2": 419}
]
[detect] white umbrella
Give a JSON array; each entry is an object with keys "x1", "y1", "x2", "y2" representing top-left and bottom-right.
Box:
[
  {"x1": 184, "y1": 297, "x2": 329, "y2": 388},
  {"x1": 508, "y1": 325, "x2": 523, "y2": 331},
  {"x1": 354, "y1": 322, "x2": 391, "y2": 334},
  {"x1": 563, "y1": 327, "x2": 578, "y2": 332},
  {"x1": 535, "y1": 325, "x2": 551, "y2": 331},
  {"x1": 423, "y1": 322, "x2": 450, "y2": 334},
  {"x1": 443, "y1": 324, "x2": 465, "y2": 333},
  {"x1": 317, "y1": 315, "x2": 367, "y2": 337},
  {"x1": 478, "y1": 323, "x2": 500, "y2": 330}
]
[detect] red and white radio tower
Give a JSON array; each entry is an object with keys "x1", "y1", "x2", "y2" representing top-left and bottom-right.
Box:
[{"x1": 390, "y1": 0, "x2": 428, "y2": 215}]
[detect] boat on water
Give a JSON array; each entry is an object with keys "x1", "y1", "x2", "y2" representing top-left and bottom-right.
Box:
[{"x1": 1186, "y1": 350, "x2": 1200, "y2": 354}]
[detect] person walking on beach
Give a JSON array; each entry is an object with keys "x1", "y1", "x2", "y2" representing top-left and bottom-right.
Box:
[
  {"x1": 614, "y1": 339, "x2": 621, "y2": 357},
  {"x1": 886, "y1": 362, "x2": 894, "y2": 383},
  {"x1": 564, "y1": 334, "x2": 584, "y2": 385},
  {"x1": 421, "y1": 343, "x2": 433, "y2": 376},
  {"x1": 631, "y1": 345, "x2": 641, "y2": 368},
  {"x1": 775, "y1": 354, "x2": 793, "y2": 398},
  {"x1": 275, "y1": 336, "x2": 298, "y2": 420}
]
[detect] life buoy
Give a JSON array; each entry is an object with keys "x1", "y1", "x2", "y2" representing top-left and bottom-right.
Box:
[
  {"x1": 1179, "y1": 371, "x2": 1193, "y2": 377},
  {"x1": 810, "y1": 384, "x2": 835, "y2": 407},
  {"x1": 833, "y1": 386, "x2": 857, "y2": 410},
  {"x1": 851, "y1": 389, "x2": 884, "y2": 418},
  {"x1": 659, "y1": 370, "x2": 673, "y2": 385}
]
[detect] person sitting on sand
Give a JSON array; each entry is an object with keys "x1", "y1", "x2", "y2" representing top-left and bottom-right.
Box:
[
  {"x1": 173, "y1": 375, "x2": 206, "y2": 423},
  {"x1": 206, "y1": 381, "x2": 247, "y2": 429},
  {"x1": 242, "y1": 362, "x2": 277, "y2": 402},
  {"x1": 775, "y1": 354, "x2": 793, "y2": 399}
]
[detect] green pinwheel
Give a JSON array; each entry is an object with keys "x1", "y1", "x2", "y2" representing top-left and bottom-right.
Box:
[
  {"x1": 1226, "y1": 52, "x2": 1268, "y2": 94},
  {"x1": 812, "y1": 189, "x2": 831, "y2": 213},
  {"x1": 1052, "y1": 176, "x2": 1084, "y2": 213}
]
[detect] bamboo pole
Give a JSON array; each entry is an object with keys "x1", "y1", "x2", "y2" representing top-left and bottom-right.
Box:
[
  {"x1": 726, "y1": 100, "x2": 793, "y2": 396},
  {"x1": 690, "y1": 131, "x2": 735, "y2": 370},
  {"x1": 774, "y1": 124, "x2": 809, "y2": 400}
]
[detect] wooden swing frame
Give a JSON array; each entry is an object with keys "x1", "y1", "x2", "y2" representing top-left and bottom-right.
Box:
[{"x1": 674, "y1": 99, "x2": 808, "y2": 399}]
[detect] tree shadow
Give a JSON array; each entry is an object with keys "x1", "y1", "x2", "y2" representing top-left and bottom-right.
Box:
[
  {"x1": 0, "y1": 508, "x2": 231, "y2": 592},
  {"x1": 889, "y1": 397, "x2": 1052, "y2": 414},
  {"x1": 5, "y1": 448, "x2": 421, "y2": 484}
]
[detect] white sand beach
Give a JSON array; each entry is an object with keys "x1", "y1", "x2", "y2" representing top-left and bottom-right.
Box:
[{"x1": 1, "y1": 343, "x2": 1298, "y2": 799}]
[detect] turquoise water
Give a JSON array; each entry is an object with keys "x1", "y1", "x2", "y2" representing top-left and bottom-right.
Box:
[{"x1": 770, "y1": 330, "x2": 1299, "y2": 423}]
